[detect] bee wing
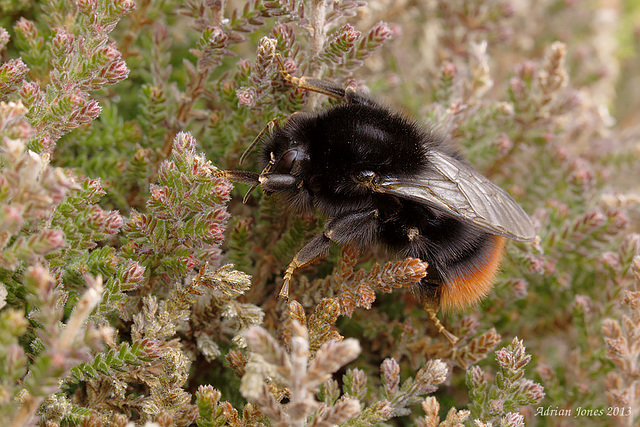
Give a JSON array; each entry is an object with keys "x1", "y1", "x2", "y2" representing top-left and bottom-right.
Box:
[{"x1": 374, "y1": 151, "x2": 536, "y2": 241}]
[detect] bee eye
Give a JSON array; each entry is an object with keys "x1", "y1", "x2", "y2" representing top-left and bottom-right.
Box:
[{"x1": 275, "y1": 149, "x2": 299, "y2": 174}]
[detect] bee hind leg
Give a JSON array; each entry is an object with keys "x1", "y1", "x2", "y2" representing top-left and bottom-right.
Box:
[
  {"x1": 418, "y1": 287, "x2": 459, "y2": 345},
  {"x1": 425, "y1": 307, "x2": 459, "y2": 345}
]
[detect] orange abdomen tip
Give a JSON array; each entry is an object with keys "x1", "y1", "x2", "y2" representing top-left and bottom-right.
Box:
[{"x1": 439, "y1": 235, "x2": 506, "y2": 312}]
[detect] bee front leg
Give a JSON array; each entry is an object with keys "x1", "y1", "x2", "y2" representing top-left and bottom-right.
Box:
[
  {"x1": 276, "y1": 55, "x2": 373, "y2": 105},
  {"x1": 213, "y1": 170, "x2": 260, "y2": 186},
  {"x1": 259, "y1": 173, "x2": 299, "y2": 193}
]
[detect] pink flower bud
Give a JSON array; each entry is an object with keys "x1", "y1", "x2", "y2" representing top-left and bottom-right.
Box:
[
  {"x1": 536, "y1": 363, "x2": 554, "y2": 382},
  {"x1": 509, "y1": 77, "x2": 525, "y2": 98},
  {"x1": 525, "y1": 255, "x2": 545, "y2": 274},
  {"x1": 140, "y1": 338, "x2": 162, "y2": 357},
  {"x1": 459, "y1": 315, "x2": 480, "y2": 335},
  {"x1": 237, "y1": 59, "x2": 251, "y2": 75},
  {"x1": 156, "y1": 160, "x2": 175, "y2": 185},
  {"x1": 208, "y1": 26, "x2": 227, "y2": 46},
  {"x1": 51, "y1": 29, "x2": 74, "y2": 57},
  {"x1": 14, "y1": 18, "x2": 38, "y2": 40},
  {"x1": 600, "y1": 252, "x2": 621, "y2": 270},
  {"x1": 342, "y1": 24, "x2": 360, "y2": 44},
  {"x1": 86, "y1": 206, "x2": 107, "y2": 230},
  {"x1": 120, "y1": 260, "x2": 145, "y2": 289},
  {"x1": 502, "y1": 412, "x2": 524, "y2": 427},
  {"x1": 196, "y1": 385, "x2": 222, "y2": 405},
  {"x1": 19, "y1": 81, "x2": 43, "y2": 108},
  {"x1": 519, "y1": 378, "x2": 545, "y2": 403},
  {"x1": 124, "y1": 210, "x2": 145, "y2": 233},
  {"x1": 511, "y1": 279, "x2": 528, "y2": 300},
  {"x1": 236, "y1": 87, "x2": 256, "y2": 107},
  {"x1": 29, "y1": 229, "x2": 65, "y2": 254},
  {"x1": 467, "y1": 365, "x2": 486, "y2": 388},
  {"x1": 496, "y1": 348, "x2": 512, "y2": 369},
  {"x1": 173, "y1": 132, "x2": 196, "y2": 156},
  {"x1": 570, "y1": 158, "x2": 594, "y2": 186},
  {"x1": 282, "y1": 57, "x2": 297, "y2": 74},
  {"x1": 212, "y1": 178, "x2": 232, "y2": 201},
  {"x1": 381, "y1": 358, "x2": 400, "y2": 394},
  {"x1": 517, "y1": 60, "x2": 536, "y2": 80},
  {"x1": 0, "y1": 27, "x2": 9, "y2": 50},
  {"x1": 102, "y1": 59, "x2": 129, "y2": 84},
  {"x1": 73, "y1": 100, "x2": 102, "y2": 125},
  {"x1": 489, "y1": 399, "x2": 504, "y2": 414},
  {"x1": 183, "y1": 254, "x2": 197, "y2": 270},
  {"x1": 572, "y1": 294, "x2": 594, "y2": 314},
  {"x1": 76, "y1": 0, "x2": 97, "y2": 16},
  {"x1": 442, "y1": 61, "x2": 457, "y2": 79},
  {"x1": 369, "y1": 21, "x2": 395, "y2": 44},
  {"x1": 98, "y1": 43, "x2": 121, "y2": 64},
  {"x1": 494, "y1": 134, "x2": 513, "y2": 155},
  {"x1": 104, "y1": 211, "x2": 123, "y2": 234},
  {"x1": 0, "y1": 59, "x2": 29, "y2": 90},
  {"x1": 0, "y1": 195, "x2": 22, "y2": 233},
  {"x1": 581, "y1": 209, "x2": 606, "y2": 232}
]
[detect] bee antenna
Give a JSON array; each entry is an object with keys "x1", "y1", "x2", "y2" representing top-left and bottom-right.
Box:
[
  {"x1": 241, "y1": 154, "x2": 277, "y2": 203},
  {"x1": 242, "y1": 184, "x2": 259, "y2": 203},
  {"x1": 239, "y1": 118, "x2": 278, "y2": 165}
]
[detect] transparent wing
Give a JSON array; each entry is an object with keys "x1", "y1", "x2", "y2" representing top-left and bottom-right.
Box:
[{"x1": 373, "y1": 151, "x2": 536, "y2": 241}]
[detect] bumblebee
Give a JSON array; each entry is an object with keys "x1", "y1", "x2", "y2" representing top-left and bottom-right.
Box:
[{"x1": 216, "y1": 61, "x2": 535, "y2": 343}]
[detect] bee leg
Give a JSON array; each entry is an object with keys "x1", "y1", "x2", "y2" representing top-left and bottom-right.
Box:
[
  {"x1": 280, "y1": 209, "x2": 379, "y2": 299},
  {"x1": 240, "y1": 118, "x2": 279, "y2": 165},
  {"x1": 259, "y1": 173, "x2": 299, "y2": 193},
  {"x1": 214, "y1": 170, "x2": 262, "y2": 203},
  {"x1": 213, "y1": 170, "x2": 260, "y2": 186},
  {"x1": 276, "y1": 55, "x2": 373, "y2": 105},
  {"x1": 425, "y1": 308, "x2": 459, "y2": 345},
  {"x1": 280, "y1": 234, "x2": 332, "y2": 299},
  {"x1": 416, "y1": 284, "x2": 459, "y2": 344}
]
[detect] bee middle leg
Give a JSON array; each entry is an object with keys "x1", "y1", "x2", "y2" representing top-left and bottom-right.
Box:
[
  {"x1": 280, "y1": 209, "x2": 379, "y2": 299},
  {"x1": 281, "y1": 234, "x2": 331, "y2": 300}
]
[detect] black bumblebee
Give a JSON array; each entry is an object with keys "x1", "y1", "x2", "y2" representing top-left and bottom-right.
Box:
[{"x1": 217, "y1": 62, "x2": 536, "y2": 343}]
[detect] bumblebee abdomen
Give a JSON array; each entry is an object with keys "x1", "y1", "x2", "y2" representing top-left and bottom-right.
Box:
[
  {"x1": 436, "y1": 234, "x2": 505, "y2": 311},
  {"x1": 383, "y1": 204, "x2": 506, "y2": 311}
]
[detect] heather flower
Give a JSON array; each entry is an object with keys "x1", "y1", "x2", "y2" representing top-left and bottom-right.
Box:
[
  {"x1": 0, "y1": 59, "x2": 29, "y2": 100},
  {"x1": 468, "y1": 338, "x2": 544, "y2": 424},
  {"x1": 242, "y1": 322, "x2": 362, "y2": 425},
  {"x1": 0, "y1": 0, "x2": 638, "y2": 424},
  {"x1": 0, "y1": 27, "x2": 9, "y2": 51},
  {"x1": 236, "y1": 86, "x2": 257, "y2": 107}
]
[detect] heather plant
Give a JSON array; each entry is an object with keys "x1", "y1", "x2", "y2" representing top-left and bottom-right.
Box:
[{"x1": 1, "y1": 0, "x2": 639, "y2": 426}]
